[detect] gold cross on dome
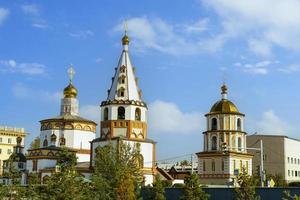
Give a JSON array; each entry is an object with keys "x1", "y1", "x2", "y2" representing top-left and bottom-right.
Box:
[
  {"x1": 124, "y1": 20, "x2": 128, "y2": 35},
  {"x1": 68, "y1": 65, "x2": 75, "y2": 83}
]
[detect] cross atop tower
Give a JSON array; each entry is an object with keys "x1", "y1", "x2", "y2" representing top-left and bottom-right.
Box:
[{"x1": 68, "y1": 65, "x2": 75, "y2": 83}]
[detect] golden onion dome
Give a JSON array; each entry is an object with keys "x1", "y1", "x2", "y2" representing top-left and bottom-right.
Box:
[
  {"x1": 209, "y1": 99, "x2": 239, "y2": 114},
  {"x1": 63, "y1": 83, "x2": 77, "y2": 98},
  {"x1": 207, "y1": 84, "x2": 244, "y2": 116},
  {"x1": 122, "y1": 34, "x2": 130, "y2": 45}
]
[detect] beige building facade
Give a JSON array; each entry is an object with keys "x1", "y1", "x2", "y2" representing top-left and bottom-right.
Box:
[
  {"x1": 0, "y1": 126, "x2": 26, "y2": 175},
  {"x1": 247, "y1": 134, "x2": 300, "y2": 183}
]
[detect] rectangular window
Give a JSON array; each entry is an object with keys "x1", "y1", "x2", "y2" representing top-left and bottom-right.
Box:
[
  {"x1": 288, "y1": 170, "x2": 290, "y2": 176},
  {"x1": 8, "y1": 138, "x2": 11, "y2": 144},
  {"x1": 32, "y1": 160, "x2": 38, "y2": 171},
  {"x1": 296, "y1": 171, "x2": 298, "y2": 177},
  {"x1": 0, "y1": 138, "x2": 2, "y2": 143},
  {"x1": 203, "y1": 160, "x2": 206, "y2": 172},
  {"x1": 7, "y1": 149, "x2": 11, "y2": 154},
  {"x1": 292, "y1": 158, "x2": 294, "y2": 164},
  {"x1": 292, "y1": 170, "x2": 294, "y2": 177},
  {"x1": 288, "y1": 157, "x2": 290, "y2": 163},
  {"x1": 298, "y1": 159, "x2": 300, "y2": 165},
  {"x1": 233, "y1": 160, "x2": 236, "y2": 169},
  {"x1": 0, "y1": 149, "x2": 2, "y2": 154}
]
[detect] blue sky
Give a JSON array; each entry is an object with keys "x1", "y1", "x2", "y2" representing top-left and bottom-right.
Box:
[{"x1": 1, "y1": 0, "x2": 300, "y2": 162}]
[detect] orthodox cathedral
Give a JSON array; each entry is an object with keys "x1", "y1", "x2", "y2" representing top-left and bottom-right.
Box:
[{"x1": 2, "y1": 27, "x2": 253, "y2": 187}]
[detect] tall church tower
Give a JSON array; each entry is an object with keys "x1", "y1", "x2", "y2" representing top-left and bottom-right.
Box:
[
  {"x1": 196, "y1": 84, "x2": 253, "y2": 185},
  {"x1": 91, "y1": 31, "x2": 156, "y2": 185}
]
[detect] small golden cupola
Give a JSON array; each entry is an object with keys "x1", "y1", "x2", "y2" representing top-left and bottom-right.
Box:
[
  {"x1": 122, "y1": 34, "x2": 129, "y2": 45},
  {"x1": 63, "y1": 66, "x2": 77, "y2": 98},
  {"x1": 208, "y1": 84, "x2": 243, "y2": 116}
]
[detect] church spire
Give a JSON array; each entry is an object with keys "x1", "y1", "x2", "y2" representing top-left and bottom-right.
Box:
[{"x1": 107, "y1": 24, "x2": 142, "y2": 101}]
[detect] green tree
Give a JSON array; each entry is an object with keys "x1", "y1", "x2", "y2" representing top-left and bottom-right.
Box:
[
  {"x1": 181, "y1": 173, "x2": 209, "y2": 200},
  {"x1": 283, "y1": 190, "x2": 300, "y2": 200},
  {"x1": 29, "y1": 136, "x2": 40, "y2": 149},
  {"x1": 91, "y1": 141, "x2": 144, "y2": 200},
  {"x1": 153, "y1": 176, "x2": 166, "y2": 200},
  {"x1": 38, "y1": 148, "x2": 90, "y2": 200},
  {"x1": 234, "y1": 168, "x2": 260, "y2": 200},
  {"x1": 266, "y1": 173, "x2": 287, "y2": 187}
]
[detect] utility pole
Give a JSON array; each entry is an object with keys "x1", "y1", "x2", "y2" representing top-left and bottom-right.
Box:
[
  {"x1": 260, "y1": 139, "x2": 264, "y2": 187},
  {"x1": 191, "y1": 154, "x2": 194, "y2": 174}
]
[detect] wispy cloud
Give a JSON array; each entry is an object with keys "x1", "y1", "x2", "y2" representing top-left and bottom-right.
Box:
[
  {"x1": 0, "y1": 59, "x2": 47, "y2": 75},
  {"x1": 80, "y1": 105, "x2": 100, "y2": 123},
  {"x1": 21, "y1": 4, "x2": 48, "y2": 29},
  {"x1": 278, "y1": 64, "x2": 300, "y2": 73},
  {"x1": 255, "y1": 110, "x2": 293, "y2": 134},
  {"x1": 113, "y1": 17, "x2": 213, "y2": 55},
  {"x1": 69, "y1": 30, "x2": 94, "y2": 39},
  {"x1": 203, "y1": 0, "x2": 300, "y2": 56},
  {"x1": 12, "y1": 83, "x2": 62, "y2": 102},
  {"x1": 234, "y1": 60, "x2": 278, "y2": 75},
  {"x1": 0, "y1": 8, "x2": 9, "y2": 26},
  {"x1": 148, "y1": 100, "x2": 204, "y2": 134},
  {"x1": 21, "y1": 4, "x2": 39, "y2": 16}
]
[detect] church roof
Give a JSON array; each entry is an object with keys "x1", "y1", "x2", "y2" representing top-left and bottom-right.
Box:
[
  {"x1": 40, "y1": 114, "x2": 97, "y2": 125},
  {"x1": 206, "y1": 84, "x2": 244, "y2": 116},
  {"x1": 106, "y1": 33, "x2": 142, "y2": 101}
]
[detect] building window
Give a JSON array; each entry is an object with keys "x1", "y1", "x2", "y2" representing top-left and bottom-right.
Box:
[
  {"x1": 211, "y1": 136, "x2": 217, "y2": 151},
  {"x1": 238, "y1": 137, "x2": 242, "y2": 151},
  {"x1": 7, "y1": 149, "x2": 12, "y2": 154},
  {"x1": 237, "y1": 118, "x2": 241, "y2": 131},
  {"x1": 118, "y1": 106, "x2": 125, "y2": 120},
  {"x1": 104, "y1": 108, "x2": 109, "y2": 121},
  {"x1": 0, "y1": 149, "x2": 2, "y2": 154},
  {"x1": 296, "y1": 171, "x2": 298, "y2": 177},
  {"x1": 295, "y1": 158, "x2": 297, "y2": 164},
  {"x1": 8, "y1": 138, "x2": 11, "y2": 144},
  {"x1": 222, "y1": 159, "x2": 225, "y2": 171},
  {"x1": 298, "y1": 159, "x2": 300, "y2": 165},
  {"x1": 292, "y1": 158, "x2": 294, "y2": 164},
  {"x1": 0, "y1": 137, "x2": 2, "y2": 143},
  {"x1": 288, "y1": 170, "x2": 290, "y2": 176},
  {"x1": 212, "y1": 160, "x2": 215, "y2": 172},
  {"x1": 18, "y1": 163, "x2": 24, "y2": 169},
  {"x1": 135, "y1": 108, "x2": 141, "y2": 121},
  {"x1": 292, "y1": 170, "x2": 294, "y2": 177},
  {"x1": 233, "y1": 160, "x2": 236, "y2": 169},
  {"x1": 240, "y1": 160, "x2": 243, "y2": 171},
  {"x1": 118, "y1": 88, "x2": 125, "y2": 97},
  {"x1": 43, "y1": 139, "x2": 48, "y2": 147},
  {"x1": 211, "y1": 118, "x2": 217, "y2": 130},
  {"x1": 203, "y1": 160, "x2": 206, "y2": 171},
  {"x1": 32, "y1": 160, "x2": 38, "y2": 171},
  {"x1": 288, "y1": 157, "x2": 290, "y2": 163}
]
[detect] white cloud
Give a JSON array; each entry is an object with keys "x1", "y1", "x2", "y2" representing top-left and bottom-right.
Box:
[
  {"x1": 235, "y1": 60, "x2": 274, "y2": 75},
  {"x1": 21, "y1": 4, "x2": 49, "y2": 29},
  {"x1": 0, "y1": 59, "x2": 47, "y2": 75},
  {"x1": 203, "y1": 0, "x2": 300, "y2": 55},
  {"x1": 21, "y1": 4, "x2": 40, "y2": 16},
  {"x1": 278, "y1": 64, "x2": 300, "y2": 73},
  {"x1": 69, "y1": 30, "x2": 94, "y2": 39},
  {"x1": 113, "y1": 17, "x2": 212, "y2": 55},
  {"x1": 148, "y1": 100, "x2": 204, "y2": 134},
  {"x1": 80, "y1": 105, "x2": 101, "y2": 123},
  {"x1": 0, "y1": 8, "x2": 9, "y2": 26},
  {"x1": 256, "y1": 110, "x2": 292, "y2": 134},
  {"x1": 12, "y1": 83, "x2": 62, "y2": 102}
]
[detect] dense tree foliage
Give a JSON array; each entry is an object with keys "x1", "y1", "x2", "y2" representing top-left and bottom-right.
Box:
[
  {"x1": 180, "y1": 173, "x2": 209, "y2": 200},
  {"x1": 234, "y1": 168, "x2": 260, "y2": 200},
  {"x1": 91, "y1": 141, "x2": 144, "y2": 200},
  {"x1": 29, "y1": 136, "x2": 40, "y2": 149}
]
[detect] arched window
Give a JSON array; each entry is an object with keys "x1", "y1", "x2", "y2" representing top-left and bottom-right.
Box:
[
  {"x1": 118, "y1": 107, "x2": 125, "y2": 120},
  {"x1": 135, "y1": 108, "x2": 141, "y2": 121},
  {"x1": 211, "y1": 136, "x2": 217, "y2": 151},
  {"x1": 60, "y1": 137, "x2": 66, "y2": 146},
  {"x1": 238, "y1": 137, "x2": 242, "y2": 151},
  {"x1": 104, "y1": 108, "x2": 109, "y2": 120},
  {"x1": 237, "y1": 118, "x2": 241, "y2": 131},
  {"x1": 211, "y1": 118, "x2": 217, "y2": 130},
  {"x1": 212, "y1": 160, "x2": 215, "y2": 172},
  {"x1": 43, "y1": 139, "x2": 48, "y2": 147},
  {"x1": 119, "y1": 75, "x2": 126, "y2": 84},
  {"x1": 118, "y1": 88, "x2": 125, "y2": 97}
]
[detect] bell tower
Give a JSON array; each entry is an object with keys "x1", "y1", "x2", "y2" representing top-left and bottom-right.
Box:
[
  {"x1": 91, "y1": 28, "x2": 156, "y2": 186},
  {"x1": 196, "y1": 84, "x2": 253, "y2": 185}
]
